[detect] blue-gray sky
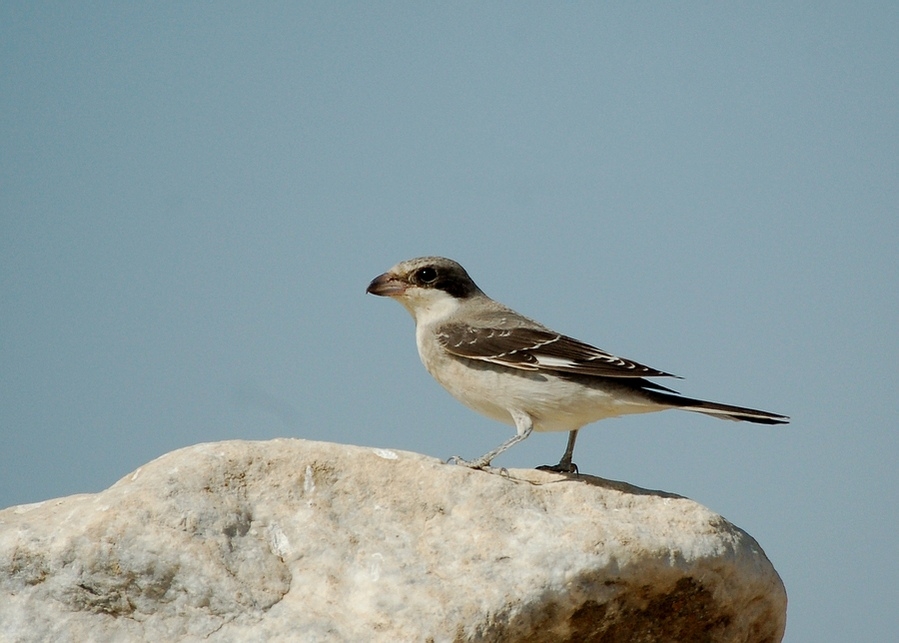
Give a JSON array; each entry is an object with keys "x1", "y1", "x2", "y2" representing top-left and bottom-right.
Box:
[{"x1": 2, "y1": 4, "x2": 896, "y2": 641}]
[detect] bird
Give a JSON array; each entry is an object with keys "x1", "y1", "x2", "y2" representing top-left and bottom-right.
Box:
[{"x1": 366, "y1": 256, "x2": 789, "y2": 473}]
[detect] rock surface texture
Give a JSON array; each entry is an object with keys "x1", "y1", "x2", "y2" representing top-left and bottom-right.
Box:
[{"x1": 0, "y1": 439, "x2": 786, "y2": 642}]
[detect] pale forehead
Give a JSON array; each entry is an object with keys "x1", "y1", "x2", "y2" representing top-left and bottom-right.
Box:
[{"x1": 391, "y1": 256, "x2": 461, "y2": 274}]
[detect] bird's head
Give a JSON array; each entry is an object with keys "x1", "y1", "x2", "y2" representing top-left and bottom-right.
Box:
[{"x1": 366, "y1": 256, "x2": 483, "y2": 323}]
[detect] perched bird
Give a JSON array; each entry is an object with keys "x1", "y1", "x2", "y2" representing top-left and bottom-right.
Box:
[{"x1": 366, "y1": 256, "x2": 789, "y2": 472}]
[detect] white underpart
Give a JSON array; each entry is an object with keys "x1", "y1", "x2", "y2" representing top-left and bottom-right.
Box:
[
  {"x1": 419, "y1": 341, "x2": 660, "y2": 433},
  {"x1": 392, "y1": 286, "x2": 662, "y2": 434}
]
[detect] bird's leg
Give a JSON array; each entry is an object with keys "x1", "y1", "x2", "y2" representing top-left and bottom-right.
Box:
[
  {"x1": 537, "y1": 429, "x2": 580, "y2": 474},
  {"x1": 449, "y1": 410, "x2": 533, "y2": 470}
]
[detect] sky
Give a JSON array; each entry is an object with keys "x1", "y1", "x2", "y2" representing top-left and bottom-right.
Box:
[{"x1": 1, "y1": 3, "x2": 896, "y2": 641}]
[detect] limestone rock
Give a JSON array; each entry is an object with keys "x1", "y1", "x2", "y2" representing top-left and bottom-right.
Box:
[{"x1": 0, "y1": 439, "x2": 786, "y2": 642}]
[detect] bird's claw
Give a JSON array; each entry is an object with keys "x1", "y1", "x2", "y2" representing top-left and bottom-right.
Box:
[
  {"x1": 536, "y1": 461, "x2": 579, "y2": 475},
  {"x1": 447, "y1": 455, "x2": 507, "y2": 475},
  {"x1": 447, "y1": 455, "x2": 490, "y2": 468}
]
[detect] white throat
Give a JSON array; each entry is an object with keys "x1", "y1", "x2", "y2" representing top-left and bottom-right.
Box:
[{"x1": 399, "y1": 289, "x2": 465, "y2": 328}]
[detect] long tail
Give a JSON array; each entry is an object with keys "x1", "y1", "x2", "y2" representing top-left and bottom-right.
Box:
[{"x1": 646, "y1": 391, "x2": 789, "y2": 425}]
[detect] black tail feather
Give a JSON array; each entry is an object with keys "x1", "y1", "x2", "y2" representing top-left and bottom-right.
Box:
[{"x1": 646, "y1": 390, "x2": 789, "y2": 425}]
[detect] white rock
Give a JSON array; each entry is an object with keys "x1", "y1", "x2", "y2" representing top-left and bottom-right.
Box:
[{"x1": 0, "y1": 439, "x2": 786, "y2": 642}]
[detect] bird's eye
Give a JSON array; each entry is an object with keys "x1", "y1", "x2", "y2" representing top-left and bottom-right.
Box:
[{"x1": 415, "y1": 267, "x2": 438, "y2": 284}]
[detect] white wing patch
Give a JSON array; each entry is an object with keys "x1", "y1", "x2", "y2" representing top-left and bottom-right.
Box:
[{"x1": 531, "y1": 355, "x2": 580, "y2": 369}]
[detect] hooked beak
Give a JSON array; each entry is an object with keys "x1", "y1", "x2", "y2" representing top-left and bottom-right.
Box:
[{"x1": 366, "y1": 272, "x2": 407, "y2": 297}]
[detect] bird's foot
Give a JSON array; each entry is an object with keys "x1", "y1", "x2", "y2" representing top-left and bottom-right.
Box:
[
  {"x1": 536, "y1": 460, "x2": 579, "y2": 475},
  {"x1": 447, "y1": 455, "x2": 508, "y2": 476},
  {"x1": 447, "y1": 454, "x2": 492, "y2": 469}
]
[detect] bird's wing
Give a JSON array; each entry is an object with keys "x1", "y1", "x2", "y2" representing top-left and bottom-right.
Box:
[{"x1": 436, "y1": 322, "x2": 677, "y2": 379}]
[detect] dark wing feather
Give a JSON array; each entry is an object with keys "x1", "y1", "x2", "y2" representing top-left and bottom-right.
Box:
[{"x1": 436, "y1": 322, "x2": 677, "y2": 379}]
